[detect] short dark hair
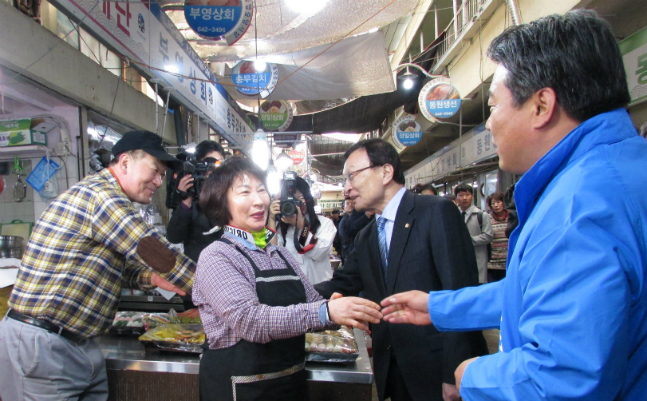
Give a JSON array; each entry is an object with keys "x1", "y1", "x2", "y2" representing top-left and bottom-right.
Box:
[
  {"x1": 343, "y1": 139, "x2": 405, "y2": 185},
  {"x1": 487, "y1": 192, "x2": 505, "y2": 209},
  {"x1": 454, "y1": 184, "x2": 474, "y2": 196},
  {"x1": 332, "y1": 209, "x2": 341, "y2": 214},
  {"x1": 195, "y1": 140, "x2": 225, "y2": 161},
  {"x1": 487, "y1": 9, "x2": 630, "y2": 122},
  {"x1": 413, "y1": 183, "x2": 438, "y2": 195},
  {"x1": 199, "y1": 157, "x2": 267, "y2": 227}
]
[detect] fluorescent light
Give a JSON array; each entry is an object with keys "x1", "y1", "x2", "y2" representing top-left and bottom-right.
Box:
[{"x1": 368, "y1": 27, "x2": 378, "y2": 33}]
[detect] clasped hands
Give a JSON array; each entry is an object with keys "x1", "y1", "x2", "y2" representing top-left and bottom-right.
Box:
[{"x1": 333, "y1": 290, "x2": 477, "y2": 397}]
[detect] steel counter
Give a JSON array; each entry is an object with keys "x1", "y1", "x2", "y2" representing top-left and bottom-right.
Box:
[{"x1": 97, "y1": 328, "x2": 373, "y2": 401}]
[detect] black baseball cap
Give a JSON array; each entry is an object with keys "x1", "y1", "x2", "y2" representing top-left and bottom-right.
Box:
[{"x1": 112, "y1": 130, "x2": 184, "y2": 171}]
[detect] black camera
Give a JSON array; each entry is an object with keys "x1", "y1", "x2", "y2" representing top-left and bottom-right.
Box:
[
  {"x1": 280, "y1": 171, "x2": 302, "y2": 217},
  {"x1": 165, "y1": 153, "x2": 220, "y2": 209}
]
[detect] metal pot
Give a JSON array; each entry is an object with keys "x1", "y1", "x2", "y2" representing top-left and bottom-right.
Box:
[
  {"x1": 0, "y1": 248, "x2": 22, "y2": 259},
  {"x1": 0, "y1": 236, "x2": 23, "y2": 250}
]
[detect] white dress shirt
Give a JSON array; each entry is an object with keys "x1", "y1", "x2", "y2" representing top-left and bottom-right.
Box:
[{"x1": 376, "y1": 187, "x2": 407, "y2": 253}]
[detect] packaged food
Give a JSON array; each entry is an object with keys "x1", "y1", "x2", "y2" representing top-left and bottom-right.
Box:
[
  {"x1": 169, "y1": 308, "x2": 201, "y2": 324},
  {"x1": 305, "y1": 326, "x2": 359, "y2": 363},
  {"x1": 111, "y1": 311, "x2": 146, "y2": 335},
  {"x1": 142, "y1": 312, "x2": 172, "y2": 331},
  {"x1": 138, "y1": 323, "x2": 205, "y2": 353}
]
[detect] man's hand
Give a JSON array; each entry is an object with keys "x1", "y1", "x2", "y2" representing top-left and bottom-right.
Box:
[
  {"x1": 327, "y1": 297, "x2": 382, "y2": 332},
  {"x1": 442, "y1": 383, "x2": 461, "y2": 401},
  {"x1": 151, "y1": 272, "x2": 186, "y2": 296},
  {"x1": 380, "y1": 290, "x2": 432, "y2": 325},
  {"x1": 455, "y1": 357, "x2": 479, "y2": 392}
]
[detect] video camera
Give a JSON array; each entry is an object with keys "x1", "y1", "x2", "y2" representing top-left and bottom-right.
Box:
[
  {"x1": 279, "y1": 171, "x2": 302, "y2": 217},
  {"x1": 165, "y1": 152, "x2": 220, "y2": 209}
]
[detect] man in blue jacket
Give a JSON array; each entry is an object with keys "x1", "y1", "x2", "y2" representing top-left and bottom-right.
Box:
[{"x1": 381, "y1": 10, "x2": 647, "y2": 400}]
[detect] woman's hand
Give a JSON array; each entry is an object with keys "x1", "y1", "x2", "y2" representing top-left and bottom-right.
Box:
[
  {"x1": 327, "y1": 297, "x2": 382, "y2": 332},
  {"x1": 177, "y1": 175, "x2": 194, "y2": 207},
  {"x1": 269, "y1": 199, "x2": 280, "y2": 219}
]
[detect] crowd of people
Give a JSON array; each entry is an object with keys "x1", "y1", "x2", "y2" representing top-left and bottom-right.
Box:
[{"x1": 1, "y1": 9, "x2": 647, "y2": 401}]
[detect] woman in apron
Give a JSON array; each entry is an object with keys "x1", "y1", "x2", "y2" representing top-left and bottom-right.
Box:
[{"x1": 193, "y1": 157, "x2": 382, "y2": 401}]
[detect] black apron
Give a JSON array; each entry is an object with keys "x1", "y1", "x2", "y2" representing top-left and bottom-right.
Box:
[{"x1": 199, "y1": 238, "x2": 308, "y2": 401}]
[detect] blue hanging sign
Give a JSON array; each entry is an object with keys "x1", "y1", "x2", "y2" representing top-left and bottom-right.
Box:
[
  {"x1": 184, "y1": 0, "x2": 252, "y2": 45},
  {"x1": 232, "y1": 61, "x2": 279, "y2": 98},
  {"x1": 392, "y1": 114, "x2": 423, "y2": 148},
  {"x1": 418, "y1": 78, "x2": 461, "y2": 121}
]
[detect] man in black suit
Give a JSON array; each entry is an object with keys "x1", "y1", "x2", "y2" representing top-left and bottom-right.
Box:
[{"x1": 315, "y1": 139, "x2": 487, "y2": 401}]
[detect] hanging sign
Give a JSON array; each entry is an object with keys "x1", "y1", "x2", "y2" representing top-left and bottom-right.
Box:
[
  {"x1": 259, "y1": 100, "x2": 294, "y2": 131},
  {"x1": 418, "y1": 78, "x2": 461, "y2": 121},
  {"x1": 620, "y1": 25, "x2": 647, "y2": 104},
  {"x1": 184, "y1": 0, "x2": 252, "y2": 45},
  {"x1": 392, "y1": 114, "x2": 423, "y2": 148},
  {"x1": 232, "y1": 61, "x2": 279, "y2": 98},
  {"x1": 288, "y1": 149, "x2": 305, "y2": 165}
]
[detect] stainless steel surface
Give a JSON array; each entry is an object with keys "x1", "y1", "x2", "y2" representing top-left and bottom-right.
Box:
[
  {"x1": 0, "y1": 235, "x2": 23, "y2": 250},
  {"x1": 0, "y1": 248, "x2": 22, "y2": 258},
  {"x1": 97, "y1": 328, "x2": 373, "y2": 384}
]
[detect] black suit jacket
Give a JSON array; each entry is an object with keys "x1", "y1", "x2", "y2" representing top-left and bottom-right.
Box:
[{"x1": 315, "y1": 190, "x2": 487, "y2": 401}]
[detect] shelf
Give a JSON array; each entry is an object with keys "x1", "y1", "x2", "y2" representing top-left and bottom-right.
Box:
[{"x1": 0, "y1": 145, "x2": 48, "y2": 161}]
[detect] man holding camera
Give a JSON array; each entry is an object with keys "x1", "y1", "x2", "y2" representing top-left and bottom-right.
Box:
[{"x1": 166, "y1": 140, "x2": 225, "y2": 262}]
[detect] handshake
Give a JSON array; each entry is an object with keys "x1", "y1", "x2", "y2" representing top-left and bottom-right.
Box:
[{"x1": 328, "y1": 290, "x2": 431, "y2": 332}]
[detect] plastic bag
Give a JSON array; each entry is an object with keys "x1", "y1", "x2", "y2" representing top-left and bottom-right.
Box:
[{"x1": 305, "y1": 326, "x2": 359, "y2": 363}]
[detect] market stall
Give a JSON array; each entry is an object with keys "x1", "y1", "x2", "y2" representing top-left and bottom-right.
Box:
[{"x1": 97, "y1": 328, "x2": 373, "y2": 401}]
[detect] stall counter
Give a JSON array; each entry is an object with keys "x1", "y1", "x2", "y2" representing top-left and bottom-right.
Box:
[{"x1": 97, "y1": 328, "x2": 373, "y2": 401}]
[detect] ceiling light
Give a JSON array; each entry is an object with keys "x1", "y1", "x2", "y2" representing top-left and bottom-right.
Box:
[
  {"x1": 254, "y1": 60, "x2": 267, "y2": 72},
  {"x1": 251, "y1": 129, "x2": 270, "y2": 170},
  {"x1": 266, "y1": 163, "x2": 282, "y2": 196},
  {"x1": 368, "y1": 27, "x2": 379, "y2": 34},
  {"x1": 164, "y1": 64, "x2": 180, "y2": 74},
  {"x1": 398, "y1": 66, "x2": 417, "y2": 90},
  {"x1": 284, "y1": 0, "x2": 328, "y2": 16},
  {"x1": 275, "y1": 150, "x2": 293, "y2": 171}
]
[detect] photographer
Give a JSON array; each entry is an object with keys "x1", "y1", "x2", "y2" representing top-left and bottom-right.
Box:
[
  {"x1": 167, "y1": 140, "x2": 225, "y2": 262},
  {"x1": 268, "y1": 174, "x2": 336, "y2": 285}
]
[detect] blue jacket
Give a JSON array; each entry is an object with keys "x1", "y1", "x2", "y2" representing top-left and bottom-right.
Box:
[{"x1": 428, "y1": 109, "x2": 647, "y2": 400}]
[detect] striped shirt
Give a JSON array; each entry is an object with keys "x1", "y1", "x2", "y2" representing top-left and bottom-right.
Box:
[
  {"x1": 193, "y1": 233, "x2": 326, "y2": 349},
  {"x1": 9, "y1": 168, "x2": 195, "y2": 338}
]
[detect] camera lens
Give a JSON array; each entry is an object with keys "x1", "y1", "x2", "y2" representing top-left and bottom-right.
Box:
[{"x1": 280, "y1": 201, "x2": 297, "y2": 217}]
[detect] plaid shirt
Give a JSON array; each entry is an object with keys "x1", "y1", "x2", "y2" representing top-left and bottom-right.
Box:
[
  {"x1": 193, "y1": 233, "x2": 326, "y2": 349},
  {"x1": 9, "y1": 168, "x2": 195, "y2": 338}
]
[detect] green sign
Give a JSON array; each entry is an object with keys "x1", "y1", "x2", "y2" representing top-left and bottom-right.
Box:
[
  {"x1": 259, "y1": 100, "x2": 293, "y2": 131},
  {"x1": 620, "y1": 26, "x2": 647, "y2": 104}
]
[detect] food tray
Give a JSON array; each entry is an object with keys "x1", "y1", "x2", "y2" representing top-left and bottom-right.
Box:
[
  {"x1": 138, "y1": 323, "x2": 205, "y2": 353},
  {"x1": 305, "y1": 326, "x2": 359, "y2": 363},
  {"x1": 110, "y1": 311, "x2": 146, "y2": 335}
]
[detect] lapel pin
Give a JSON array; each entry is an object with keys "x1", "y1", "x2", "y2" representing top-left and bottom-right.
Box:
[{"x1": 405, "y1": 223, "x2": 410, "y2": 229}]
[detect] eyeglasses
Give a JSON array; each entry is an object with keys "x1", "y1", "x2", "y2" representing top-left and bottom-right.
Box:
[{"x1": 344, "y1": 165, "x2": 376, "y2": 184}]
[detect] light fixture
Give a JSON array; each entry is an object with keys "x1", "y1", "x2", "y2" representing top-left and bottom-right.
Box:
[
  {"x1": 254, "y1": 60, "x2": 267, "y2": 72},
  {"x1": 284, "y1": 0, "x2": 328, "y2": 16},
  {"x1": 184, "y1": 142, "x2": 198, "y2": 153},
  {"x1": 163, "y1": 64, "x2": 180, "y2": 74},
  {"x1": 251, "y1": 128, "x2": 270, "y2": 170},
  {"x1": 266, "y1": 162, "x2": 282, "y2": 196},
  {"x1": 398, "y1": 66, "x2": 416, "y2": 90},
  {"x1": 275, "y1": 150, "x2": 293, "y2": 171}
]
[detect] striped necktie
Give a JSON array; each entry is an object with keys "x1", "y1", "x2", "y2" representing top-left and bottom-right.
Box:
[{"x1": 377, "y1": 217, "x2": 389, "y2": 279}]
